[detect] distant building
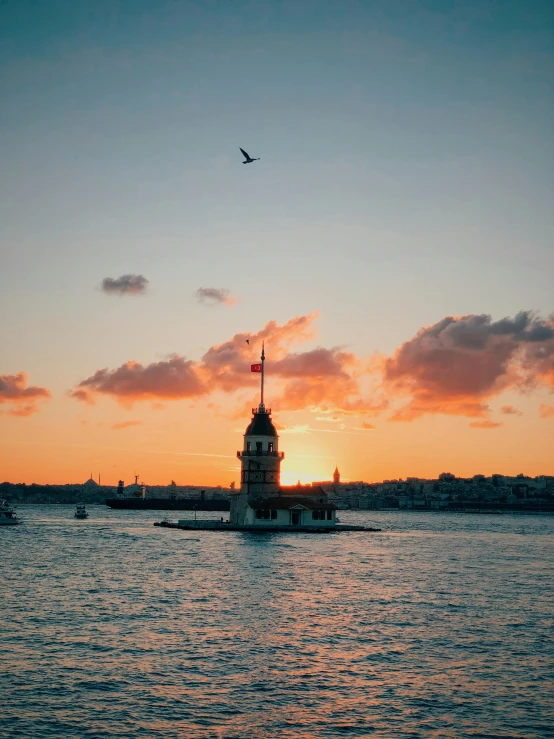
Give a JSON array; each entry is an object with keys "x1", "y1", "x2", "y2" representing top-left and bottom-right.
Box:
[{"x1": 312, "y1": 466, "x2": 342, "y2": 489}]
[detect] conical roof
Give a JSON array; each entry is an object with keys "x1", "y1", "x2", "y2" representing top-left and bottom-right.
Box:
[{"x1": 245, "y1": 409, "x2": 277, "y2": 436}]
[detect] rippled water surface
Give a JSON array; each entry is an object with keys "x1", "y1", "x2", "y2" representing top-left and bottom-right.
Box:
[{"x1": 2, "y1": 507, "x2": 553, "y2": 738}]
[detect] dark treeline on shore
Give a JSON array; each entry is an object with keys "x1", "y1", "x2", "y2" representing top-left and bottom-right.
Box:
[
  {"x1": 3, "y1": 471, "x2": 554, "y2": 511},
  {"x1": 0, "y1": 482, "x2": 110, "y2": 505}
]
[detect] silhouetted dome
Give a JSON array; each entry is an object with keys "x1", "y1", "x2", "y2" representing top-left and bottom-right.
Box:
[{"x1": 245, "y1": 411, "x2": 277, "y2": 437}]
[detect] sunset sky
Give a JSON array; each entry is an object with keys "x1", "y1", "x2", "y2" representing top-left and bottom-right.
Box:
[{"x1": 1, "y1": 0, "x2": 553, "y2": 486}]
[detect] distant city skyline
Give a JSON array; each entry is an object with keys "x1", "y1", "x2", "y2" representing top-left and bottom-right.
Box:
[{"x1": 1, "y1": 0, "x2": 553, "y2": 485}]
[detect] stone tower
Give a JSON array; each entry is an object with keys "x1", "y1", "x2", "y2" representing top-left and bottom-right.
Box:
[
  {"x1": 230, "y1": 343, "x2": 285, "y2": 524},
  {"x1": 238, "y1": 407, "x2": 283, "y2": 496},
  {"x1": 333, "y1": 466, "x2": 340, "y2": 485}
]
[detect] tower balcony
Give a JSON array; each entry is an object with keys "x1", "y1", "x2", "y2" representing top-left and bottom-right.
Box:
[
  {"x1": 237, "y1": 450, "x2": 285, "y2": 459},
  {"x1": 252, "y1": 407, "x2": 271, "y2": 415}
]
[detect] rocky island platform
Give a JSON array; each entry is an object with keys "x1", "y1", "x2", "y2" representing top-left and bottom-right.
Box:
[{"x1": 154, "y1": 520, "x2": 381, "y2": 533}]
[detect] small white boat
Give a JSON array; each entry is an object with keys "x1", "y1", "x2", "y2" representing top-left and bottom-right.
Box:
[
  {"x1": 0, "y1": 499, "x2": 21, "y2": 526},
  {"x1": 74, "y1": 503, "x2": 89, "y2": 519}
]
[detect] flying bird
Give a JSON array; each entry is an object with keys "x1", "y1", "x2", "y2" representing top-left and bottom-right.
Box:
[
  {"x1": 245, "y1": 339, "x2": 250, "y2": 344},
  {"x1": 240, "y1": 147, "x2": 259, "y2": 164}
]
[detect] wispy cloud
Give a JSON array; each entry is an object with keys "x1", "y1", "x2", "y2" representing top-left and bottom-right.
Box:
[
  {"x1": 278, "y1": 424, "x2": 310, "y2": 434},
  {"x1": 500, "y1": 405, "x2": 522, "y2": 416},
  {"x1": 469, "y1": 420, "x2": 502, "y2": 429},
  {"x1": 279, "y1": 424, "x2": 373, "y2": 436},
  {"x1": 101, "y1": 274, "x2": 148, "y2": 296},
  {"x1": 194, "y1": 287, "x2": 236, "y2": 306},
  {"x1": 0, "y1": 439, "x2": 235, "y2": 459},
  {"x1": 111, "y1": 421, "x2": 143, "y2": 430}
]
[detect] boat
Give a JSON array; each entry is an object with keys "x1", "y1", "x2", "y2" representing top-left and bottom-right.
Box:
[
  {"x1": 74, "y1": 503, "x2": 89, "y2": 519},
  {"x1": 105, "y1": 479, "x2": 230, "y2": 511},
  {"x1": 106, "y1": 497, "x2": 230, "y2": 511},
  {"x1": 0, "y1": 499, "x2": 21, "y2": 526}
]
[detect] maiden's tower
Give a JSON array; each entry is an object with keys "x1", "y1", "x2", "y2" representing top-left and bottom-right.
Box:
[
  {"x1": 157, "y1": 344, "x2": 379, "y2": 532},
  {"x1": 230, "y1": 344, "x2": 337, "y2": 528}
]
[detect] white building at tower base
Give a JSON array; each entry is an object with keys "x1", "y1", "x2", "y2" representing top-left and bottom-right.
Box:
[{"x1": 230, "y1": 401, "x2": 337, "y2": 529}]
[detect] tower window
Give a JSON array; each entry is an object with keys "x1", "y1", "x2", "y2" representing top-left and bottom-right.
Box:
[
  {"x1": 256, "y1": 441, "x2": 262, "y2": 453},
  {"x1": 246, "y1": 441, "x2": 251, "y2": 452},
  {"x1": 268, "y1": 442, "x2": 274, "y2": 452}
]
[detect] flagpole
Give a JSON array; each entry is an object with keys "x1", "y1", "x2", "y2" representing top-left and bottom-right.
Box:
[{"x1": 260, "y1": 341, "x2": 265, "y2": 409}]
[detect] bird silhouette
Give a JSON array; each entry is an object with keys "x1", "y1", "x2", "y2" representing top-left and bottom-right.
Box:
[
  {"x1": 245, "y1": 339, "x2": 250, "y2": 344},
  {"x1": 240, "y1": 147, "x2": 259, "y2": 164}
]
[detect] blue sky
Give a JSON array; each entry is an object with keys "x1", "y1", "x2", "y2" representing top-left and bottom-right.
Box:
[{"x1": 1, "y1": 0, "x2": 553, "y2": 483}]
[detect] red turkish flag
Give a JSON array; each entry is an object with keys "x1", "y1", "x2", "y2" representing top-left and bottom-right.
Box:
[{"x1": 251, "y1": 363, "x2": 262, "y2": 372}]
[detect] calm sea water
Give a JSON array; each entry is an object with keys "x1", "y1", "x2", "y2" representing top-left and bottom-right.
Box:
[{"x1": 1, "y1": 506, "x2": 553, "y2": 739}]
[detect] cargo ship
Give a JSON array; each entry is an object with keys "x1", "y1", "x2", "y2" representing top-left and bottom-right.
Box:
[{"x1": 105, "y1": 479, "x2": 230, "y2": 511}]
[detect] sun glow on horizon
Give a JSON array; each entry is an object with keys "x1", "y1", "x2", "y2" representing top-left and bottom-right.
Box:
[{"x1": 280, "y1": 470, "x2": 327, "y2": 487}]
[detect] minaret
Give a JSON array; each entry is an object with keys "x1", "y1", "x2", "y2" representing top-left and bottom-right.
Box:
[
  {"x1": 231, "y1": 344, "x2": 285, "y2": 524},
  {"x1": 333, "y1": 466, "x2": 340, "y2": 485}
]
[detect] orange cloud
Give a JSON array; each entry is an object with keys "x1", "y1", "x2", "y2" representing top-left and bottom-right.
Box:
[
  {"x1": 273, "y1": 347, "x2": 353, "y2": 378},
  {"x1": 385, "y1": 311, "x2": 554, "y2": 421},
  {"x1": 469, "y1": 420, "x2": 502, "y2": 429},
  {"x1": 70, "y1": 315, "x2": 318, "y2": 406},
  {"x1": 70, "y1": 310, "x2": 553, "y2": 419},
  {"x1": 539, "y1": 404, "x2": 554, "y2": 419},
  {"x1": 200, "y1": 313, "x2": 319, "y2": 392},
  {"x1": 70, "y1": 357, "x2": 207, "y2": 407},
  {"x1": 0, "y1": 372, "x2": 51, "y2": 416},
  {"x1": 70, "y1": 312, "x2": 385, "y2": 415},
  {"x1": 278, "y1": 379, "x2": 385, "y2": 415},
  {"x1": 271, "y1": 348, "x2": 388, "y2": 413},
  {"x1": 275, "y1": 346, "x2": 361, "y2": 414}
]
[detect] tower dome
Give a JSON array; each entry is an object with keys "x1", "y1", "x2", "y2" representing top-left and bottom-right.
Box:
[{"x1": 244, "y1": 412, "x2": 278, "y2": 437}]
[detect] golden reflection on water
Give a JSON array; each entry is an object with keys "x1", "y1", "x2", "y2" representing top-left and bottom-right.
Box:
[{"x1": 1, "y1": 507, "x2": 553, "y2": 738}]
